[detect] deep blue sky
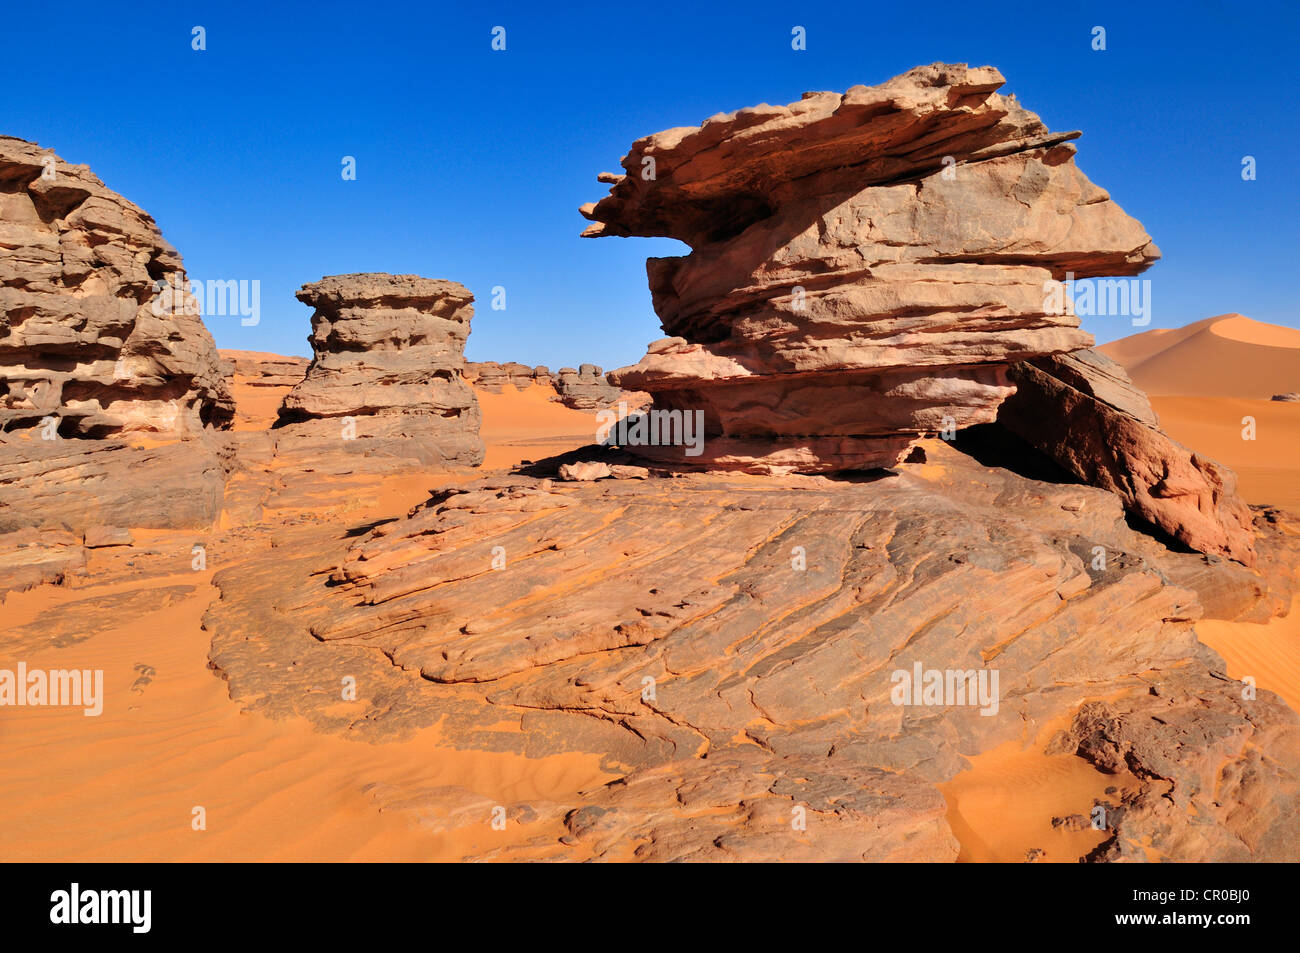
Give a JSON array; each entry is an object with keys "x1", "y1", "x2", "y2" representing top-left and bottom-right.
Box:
[{"x1": 3, "y1": 1, "x2": 1295, "y2": 366}]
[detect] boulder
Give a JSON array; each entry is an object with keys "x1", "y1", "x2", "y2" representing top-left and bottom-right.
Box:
[{"x1": 997, "y1": 350, "x2": 1257, "y2": 565}]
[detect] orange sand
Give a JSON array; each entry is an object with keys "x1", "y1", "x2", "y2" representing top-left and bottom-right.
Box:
[
  {"x1": 1198, "y1": 596, "x2": 1300, "y2": 714},
  {"x1": 474, "y1": 383, "x2": 600, "y2": 470},
  {"x1": 1147, "y1": 396, "x2": 1300, "y2": 511},
  {"x1": 0, "y1": 523, "x2": 614, "y2": 863},
  {"x1": 939, "y1": 718, "x2": 1134, "y2": 863},
  {"x1": 228, "y1": 374, "x2": 291, "y2": 431}
]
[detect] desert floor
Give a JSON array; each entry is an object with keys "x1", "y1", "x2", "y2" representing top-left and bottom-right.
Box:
[{"x1": 2, "y1": 321, "x2": 1297, "y2": 862}]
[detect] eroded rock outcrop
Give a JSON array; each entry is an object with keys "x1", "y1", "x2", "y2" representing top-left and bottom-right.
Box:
[
  {"x1": 463, "y1": 361, "x2": 551, "y2": 393},
  {"x1": 0, "y1": 136, "x2": 234, "y2": 531},
  {"x1": 996, "y1": 349, "x2": 1257, "y2": 565},
  {"x1": 464, "y1": 360, "x2": 648, "y2": 411},
  {"x1": 0, "y1": 137, "x2": 233, "y2": 438},
  {"x1": 221, "y1": 350, "x2": 309, "y2": 389},
  {"x1": 274, "y1": 274, "x2": 484, "y2": 469},
  {"x1": 205, "y1": 439, "x2": 1300, "y2": 860},
  {"x1": 581, "y1": 63, "x2": 1158, "y2": 474}
]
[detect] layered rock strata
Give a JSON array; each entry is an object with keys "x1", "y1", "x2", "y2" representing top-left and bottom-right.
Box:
[
  {"x1": 581, "y1": 63, "x2": 1159, "y2": 474},
  {"x1": 220, "y1": 350, "x2": 309, "y2": 388},
  {"x1": 274, "y1": 274, "x2": 484, "y2": 469},
  {"x1": 0, "y1": 136, "x2": 234, "y2": 531},
  {"x1": 205, "y1": 439, "x2": 1300, "y2": 860}
]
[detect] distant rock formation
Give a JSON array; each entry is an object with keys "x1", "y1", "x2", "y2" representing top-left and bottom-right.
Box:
[
  {"x1": 582, "y1": 63, "x2": 1159, "y2": 474},
  {"x1": 996, "y1": 349, "x2": 1257, "y2": 565},
  {"x1": 463, "y1": 361, "x2": 551, "y2": 393},
  {"x1": 1272, "y1": 393, "x2": 1300, "y2": 402},
  {"x1": 0, "y1": 136, "x2": 234, "y2": 531},
  {"x1": 274, "y1": 274, "x2": 484, "y2": 468},
  {"x1": 221, "y1": 350, "x2": 309, "y2": 388},
  {"x1": 464, "y1": 360, "x2": 649, "y2": 411}
]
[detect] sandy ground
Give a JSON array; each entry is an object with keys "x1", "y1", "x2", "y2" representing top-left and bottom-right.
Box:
[
  {"x1": 0, "y1": 560, "x2": 614, "y2": 861},
  {"x1": 1148, "y1": 396, "x2": 1300, "y2": 511},
  {"x1": 1198, "y1": 596, "x2": 1300, "y2": 715},
  {"x1": 476, "y1": 383, "x2": 600, "y2": 470},
  {"x1": 228, "y1": 374, "x2": 289, "y2": 432},
  {"x1": 938, "y1": 717, "x2": 1137, "y2": 863}
]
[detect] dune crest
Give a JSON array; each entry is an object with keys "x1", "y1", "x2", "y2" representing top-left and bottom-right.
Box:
[{"x1": 1100, "y1": 313, "x2": 1300, "y2": 398}]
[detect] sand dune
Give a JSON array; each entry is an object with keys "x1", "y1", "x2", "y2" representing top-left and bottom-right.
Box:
[
  {"x1": 1099, "y1": 315, "x2": 1300, "y2": 510},
  {"x1": 1099, "y1": 313, "x2": 1300, "y2": 398}
]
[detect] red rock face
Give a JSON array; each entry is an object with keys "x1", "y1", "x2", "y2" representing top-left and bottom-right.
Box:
[{"x1": 582, "y1": 63, "x2": 1159, "y2": 474}]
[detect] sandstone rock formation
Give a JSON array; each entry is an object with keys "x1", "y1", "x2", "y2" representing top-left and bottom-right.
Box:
[
  {"x1": 1272, "y1": 393, "x2": 1300, "y2": 402},
  {"x1": 581, "y1": 64, "x2": 1158, "y2": 474},
  {"x1": 0, "y1": 136, "x2": 234, "y2": 531},
  {"x1": 996, "y1": 349, "x2": 1257, "y2": 565},
  {"x1": 274, "y1": 274, "x2": 484, "y2": 469},
  {"x1": 463, "y1": 361, "x2": 551, "y2": 393},
  {"x1": 205, "y1": 438, "x2": 1300, "y2": 860},
  {"x1": 464, "y1": 360, "x2": 648, "y2": 411},
  {"x1": 554, "y1": 364, "x2": 637, "y2": 410},
  {"x1": 221, "y1": 350, "x2": 308, "y2": 389},
  {"x1": 0, "y1": 137, "x2": 233, "y2": 438}
]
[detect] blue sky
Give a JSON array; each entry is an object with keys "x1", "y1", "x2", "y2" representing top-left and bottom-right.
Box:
[{"x1": 3, "y1": 1, "x2": 1295, "y2": 366}]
